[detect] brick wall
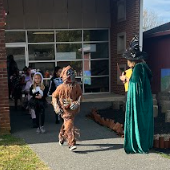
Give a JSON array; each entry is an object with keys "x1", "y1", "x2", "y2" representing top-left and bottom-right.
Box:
[
  {"x1": 0, "y1": 0, "x2": 10, "y2": 134},
  {"x1": 110, "y1": 0, "x2": 140, "y2": 94}
]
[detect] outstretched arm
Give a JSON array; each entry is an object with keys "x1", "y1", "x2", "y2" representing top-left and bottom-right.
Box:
[{"x1": 52, "y1": 87, "x2": 60, "y2": 113}]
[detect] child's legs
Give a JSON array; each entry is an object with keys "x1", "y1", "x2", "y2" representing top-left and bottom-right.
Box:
[
  {"x1": 35, "y1": 109, "x2": 40, "y2": 127},
  {"x1": 40, "y1": 108, "x2": 45, "y2": 126},
  {"x1": 64, "y1": 118, "x2": 76, "y2": 147},
  {"x1": 58, "y1": 123, "x2": 65, "y2": 141},
  {"x1": 35, "y1": 105, "x2": 45, "y2": 127}
]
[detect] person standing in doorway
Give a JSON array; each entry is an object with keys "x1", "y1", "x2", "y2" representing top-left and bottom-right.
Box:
[
  {"x1": 123, "y1": 36, "x2": 153, "y2": 154},
  {"x1": 7, "y1": 54, "x2": 18, "y2": 99}
]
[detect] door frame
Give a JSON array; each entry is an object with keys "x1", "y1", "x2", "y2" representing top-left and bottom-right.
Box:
[{"x1": 5, "y1": 43, "x2": 28, "y2": 67}]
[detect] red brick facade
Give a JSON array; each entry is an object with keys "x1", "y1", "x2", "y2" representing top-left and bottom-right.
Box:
[
  {"x1": 110, "y1": 0, "x2": 140, "y2": 94},
  {"x1": 0, "y1": 0, "x2": 10, "y2": 134}
]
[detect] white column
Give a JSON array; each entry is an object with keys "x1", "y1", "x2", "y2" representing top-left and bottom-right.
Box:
[{"x1": 139, "y1": 0, "x2": 143, "y2": 50}]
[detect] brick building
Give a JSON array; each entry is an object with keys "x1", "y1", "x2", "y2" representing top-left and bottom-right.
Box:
[
  {"x1": 0, "y1": 0, "x2": 142, "y2": 133},
  {"x1": 143, "y1": 22, "x2": 170, "y2": 94}
]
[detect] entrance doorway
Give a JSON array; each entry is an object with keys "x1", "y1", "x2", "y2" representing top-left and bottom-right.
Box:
[{"x1": 6, "y1": 44, "x2": 28, "y2": 71}]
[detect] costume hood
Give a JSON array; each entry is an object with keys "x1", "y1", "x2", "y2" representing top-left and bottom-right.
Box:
[{"x1": 33, "y1": 72, "x2": 44, "y2": 84}]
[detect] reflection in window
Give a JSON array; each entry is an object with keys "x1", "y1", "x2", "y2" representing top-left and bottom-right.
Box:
[
  {"x1": 28, "y1": 31, "x2": 54, "y2": 43},
  {"x1": 84, "y1": 77, "x2": 109, "y2": 93},
  {"x1": 57, "y1": 61, "x2": 82, "y2": 77},
  {"x1": 84, "y1": 30, "x2": 108, "y2": 41},
  {"x1": 6, "y1": 47, "x2": 25, "y2": 71},
  {"x1": 56, "y1": 44, "x2": 82, "y2": 60},
  {"x1": 29, "y1": 62, "x2": 55, "y2": 78},
  {"x1": 5, "y1": 31, "x2": 26, "y2": 43},
  {"x1": 29, "y1": 44, "x2": 55, "y2": 60},
  {"x1": 56, "y1": 30, "x2": 82, "y2": 42},
  {"x1": 83, "y1": 43, "x2": 109, "y2": 59}
]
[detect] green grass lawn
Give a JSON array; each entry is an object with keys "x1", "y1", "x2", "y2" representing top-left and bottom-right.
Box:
[{"x1": 0, "y1": 135, "x2": 50, "y2": 170}]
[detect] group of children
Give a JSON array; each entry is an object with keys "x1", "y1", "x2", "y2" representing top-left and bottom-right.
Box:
[{"x1": 11, "y1": 64, "x2": 82, "y2": 151}]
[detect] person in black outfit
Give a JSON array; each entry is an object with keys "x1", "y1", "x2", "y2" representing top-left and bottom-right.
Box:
[
  {"x1": 7, "y1": 55, "x2": 18, "y2": 99},
  {"x1": 48, "y1": 66, "x2": 63, "y2": 124}
]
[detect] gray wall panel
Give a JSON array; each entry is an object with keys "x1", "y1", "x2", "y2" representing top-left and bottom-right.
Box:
[
  {"x1": 6, "y1": 0, "x2": 111, "y2": 29},
  {"x1": 54, "y1": 13, "x2": 68, "y2": 29},
  {"x1": 83, "y1": 13, "x2": 97, "y2": 28},
  {"x1": 8, "y1": 15, "x2": 24, "y2": 29},
  {"x1": 68, "y1": 12, "x2": 82, "y2": 28},
  {"x1": 24, "y1": 0, "x2": 38, "y2": 14},
  {"x1": 39, "y1": 13, "x2": 54, "y2": 29},
  {"x1": 96, "y1": 0, "x2": 110, "y2": 13},
  {"x1": 8, "y1": 0, "x2": 23, "y2": 14},
  {"x1": 25, "y1": 14, "x2": 39, "y2": 29},
  {"x1": 68, "y1": 0, "x2": 82, "y2": 13},
  {"x1": 54, "y1": 0, "x2": 67, "y2": 13},
  {"x1": 39, "y1": 0, "x2": 54, "y2": 13},
  {"x1": 82, "y1": 0, "x2": 96, "y2": 13},
  {"x1": 96, "y1": 13, "x2": 110, "y2": 28}
]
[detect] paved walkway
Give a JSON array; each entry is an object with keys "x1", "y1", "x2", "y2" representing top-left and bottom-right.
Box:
[{"x1": 10, "y1": 102, "x2": 170, "y2": 170}]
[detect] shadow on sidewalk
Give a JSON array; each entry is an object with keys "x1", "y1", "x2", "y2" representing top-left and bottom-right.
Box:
[
  {"x1": 10, "y1": 102, "x2": 121, "y2": 145},
  {"x1": 74, "y1": 143, "x2": 123, "y2": 154}
]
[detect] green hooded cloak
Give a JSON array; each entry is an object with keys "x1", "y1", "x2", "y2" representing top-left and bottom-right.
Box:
[{"x1": 124, "y1": 62, "x2": 154, "y2": 154}]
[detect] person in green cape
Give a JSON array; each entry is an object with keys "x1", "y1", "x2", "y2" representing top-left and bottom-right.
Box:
[{"x1": 123, "y1": 35, "x2": 154, "y2": 154}]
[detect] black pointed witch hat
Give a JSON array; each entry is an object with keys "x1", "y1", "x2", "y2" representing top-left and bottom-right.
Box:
[{"x1": 123, "y1": 35, "x2": 148, "y2": 60}]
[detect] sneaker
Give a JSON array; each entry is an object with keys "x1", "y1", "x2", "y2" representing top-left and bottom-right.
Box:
[
  {"x1": 59, "y1": 140, "x2": 64, "y2": 146},
  {"x1": 36, "y1": 128, "x2": 41, "y2": 133},
  {"x1": 40, "y1": 126, "x2": 46, "y2": 133},
  {"x1": 69, "y1": 145, "x2": 77, "y2": 151}
]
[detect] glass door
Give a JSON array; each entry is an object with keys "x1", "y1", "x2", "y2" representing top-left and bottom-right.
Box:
[{"x1": 6, "y1": 44, "x2": 27, "y2": 71}]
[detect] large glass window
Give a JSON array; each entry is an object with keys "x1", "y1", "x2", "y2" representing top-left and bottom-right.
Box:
[
  {"x1": 28, "y1": 44, "x2": 55, "y2": 60},
  {"x1": 56, "y1": 44, "x2": 82, "y2": 60},
  {"x1": 5, "y1": 29, "x2": 110, "y2": 94},
  {"x1": 84, "y1": 30, "x2": 108, "y2": 41},
  {"x1": 83, "y1": 43, "x2": 109, "y2": 59},
  {"x1": 29, "y1": 62, "x2": 55, "y2": 78},
  {"x1": 5, "y1": 31, "x2": 26, "y2": 43},
  {"x1": 56, "y1": 30, "x2": 82, "y2": 42},
  {"x1": 84, "y1": 77, "x2": 109, "y2": 93},
  {"x1": 6, "y1": 47, "x2": 26, "y2": 70},
  {"x1": 28, "y1": 31, "x2": 54, "y2": 43},
  {"x1": 84, "y1": 59, "x2": 109, "y2": 76},
  {"x1": 57, "y1": 61, "x2": 82, "y2": 76}
]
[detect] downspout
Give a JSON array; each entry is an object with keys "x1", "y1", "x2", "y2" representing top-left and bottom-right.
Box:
[{"x1": 139, "y1": 0, "x2": 143, "y2": 50}]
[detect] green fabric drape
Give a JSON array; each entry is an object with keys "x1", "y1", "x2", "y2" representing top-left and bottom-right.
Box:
[{"x1": 124, "y1": 63, "x2": 154, "y2": 154}]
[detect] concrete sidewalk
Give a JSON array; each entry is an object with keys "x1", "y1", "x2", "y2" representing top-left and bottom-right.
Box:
[{"x1": 10, "y1": 102, "x2": 170, "y2": 170}]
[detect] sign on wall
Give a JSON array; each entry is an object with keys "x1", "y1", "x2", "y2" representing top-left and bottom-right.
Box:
[{"x1": 161, "y1": 69, "x2": 170, "y2": 92}]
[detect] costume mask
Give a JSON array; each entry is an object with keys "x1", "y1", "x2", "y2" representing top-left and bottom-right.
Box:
[
  {"x1": 60, "y1": 66, "x2": 76, "y2": 83},
  {"x1": 67, "y1": 68, "x2": 75, "y2": 82}
]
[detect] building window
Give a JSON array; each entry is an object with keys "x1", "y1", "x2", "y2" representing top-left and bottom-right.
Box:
[
  {"x1": 5, "y1": 29, "x2": 110, "y2": 94},
  {"x1": 5, "y1": 31, "x2": 26, "y2": 43},
  {"x1": 117, "y1": 0, "x2": 126, "y2": 22},
  {"x1": 117, "y1": 32, "x2": 126, "y2": 54}
]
